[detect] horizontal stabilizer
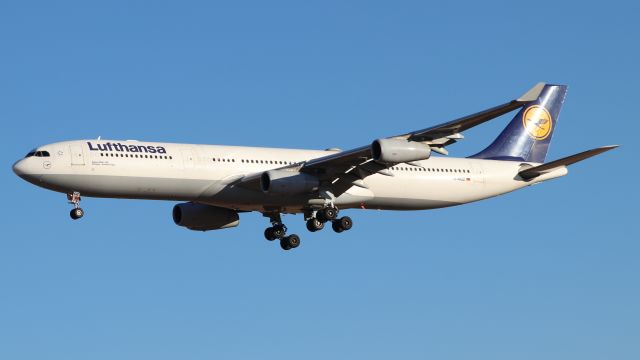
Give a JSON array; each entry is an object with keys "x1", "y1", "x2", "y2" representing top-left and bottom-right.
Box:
[{"x1": 518, "y1": 145, "x2": 618, "y2": 180}]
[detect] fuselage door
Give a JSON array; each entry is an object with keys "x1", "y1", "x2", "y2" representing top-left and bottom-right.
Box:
[{"x1": 70, "y1": 144, "x2": 85, "y2": 165}]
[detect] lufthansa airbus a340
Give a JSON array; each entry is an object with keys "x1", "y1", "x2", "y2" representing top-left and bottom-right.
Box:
[{"x1": 13, "y1": 83, "x2": 617, "y2": 250}]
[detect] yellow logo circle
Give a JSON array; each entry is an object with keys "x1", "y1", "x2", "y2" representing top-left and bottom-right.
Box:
[{"x1": 522, "y1": 105, "x2": 553, "y2": 140}]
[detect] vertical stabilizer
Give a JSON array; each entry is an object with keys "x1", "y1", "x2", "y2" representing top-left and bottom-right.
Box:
[{"x1": 471, "y1": 84, "x2": 568, "y2": 163}]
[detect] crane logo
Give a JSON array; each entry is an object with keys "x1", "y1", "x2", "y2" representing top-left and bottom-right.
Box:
[{"x1": 522, "y1": 105, "x2": 553, "y2": 140}]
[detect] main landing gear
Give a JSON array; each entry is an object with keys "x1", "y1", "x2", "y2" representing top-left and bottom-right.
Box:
[
  {"x1": 263, "y1": 206, "x2": 353, "y2": 251},
  {"x1": 306, "y1": 206, "x2": 353, "y2": 234},
  {"x1": 67, "y1": 192, "x2": 84, "y2": 220},
  {"x1": 263, "y1": 213, "x2": 300, "y2": 251}
]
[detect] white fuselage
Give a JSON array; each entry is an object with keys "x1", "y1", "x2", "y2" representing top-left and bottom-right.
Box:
[{"x1": 12, "y1": 140, "x2": 568, "y2": 213}]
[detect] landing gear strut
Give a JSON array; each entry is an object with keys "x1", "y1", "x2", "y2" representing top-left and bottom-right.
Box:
[
  {"x1": 67, "y1": 192, "x2": 84, "y2": 220},
  {"x1": 263, "y1": 213, "x2": 300, "y2": 251}
]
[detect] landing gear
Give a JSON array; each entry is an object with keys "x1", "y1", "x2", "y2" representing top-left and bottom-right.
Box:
[
  {"x1": 70, "y1": 207, "x2": 84, "y2": 220},
  {"x1": 67, "y1": 192, "x2": 84, "y2": 220},
  {"x1": 306, "y1": 218, "x2": 324, "y2": 232},
  {"x1": 316, "y1": 207, "x2": 338, "y2": 222},
  {"x1": 331, "y1": 216, "x2": 353, "y2": 233},
  {"x1": 306, "y1": 206, "x2": 353, "y2": 234},
  {"x1": 280, "y1": 234, "x2": 300, "y2": 250},
  {"x1": 264, "y1": 224, "x2": 286, "y2": 241},
  {"x1": 262, "y1": 208, "x2": 353, "y2": 250},
  {"x1": 263, "y1": 213, "x2": 301, "y2": 251}
]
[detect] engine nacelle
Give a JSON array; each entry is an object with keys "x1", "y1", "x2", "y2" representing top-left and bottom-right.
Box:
[
  {"x1": 260, "y1": 170, "x2": 319, "y2": 195},
  {"x1": 371, "y1": 138, "x2": 432, "y2": 163},
  {"x1": 172, "y1": 203, "x2": 239, "y2": 231}
]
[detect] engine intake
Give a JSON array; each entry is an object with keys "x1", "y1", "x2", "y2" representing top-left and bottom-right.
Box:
[
  {"x1": 172, "y1": 203, "x2": 239, "y2": 231},
  {"x1": 260, "y1": 170, "x2": 319, "y2": 195},
  {"x1": 371, "y1": 138, "x2": 431, "y2": 163}
]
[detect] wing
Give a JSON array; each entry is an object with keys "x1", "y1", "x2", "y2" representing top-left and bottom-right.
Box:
[{"x1": 300, "y1": 83, "x2": 546, "y2": 195}]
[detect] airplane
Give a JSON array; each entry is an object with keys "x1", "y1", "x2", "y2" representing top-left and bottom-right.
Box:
[{"x1": 12, "y1": 83, "x2": 617, "y2": 251}]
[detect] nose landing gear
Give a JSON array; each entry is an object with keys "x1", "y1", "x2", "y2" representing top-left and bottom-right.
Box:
[{"x1": 67, "y1": 192, "x2": 84, "y2": 220}]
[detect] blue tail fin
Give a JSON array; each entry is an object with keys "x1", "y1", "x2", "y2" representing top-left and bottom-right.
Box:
[{"x1": 470, "y1": 84, "x2": 568, "y2": 163}]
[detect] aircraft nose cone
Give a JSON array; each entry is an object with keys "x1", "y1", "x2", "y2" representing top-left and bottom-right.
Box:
[{"x1": 12, "y1": 159, "x2": 27, "y2": 177}]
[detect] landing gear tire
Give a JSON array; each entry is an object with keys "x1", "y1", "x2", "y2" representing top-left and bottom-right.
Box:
[
  {"x1": 280, "y1": 234, "x2": 300, "y2": 250},
  {"x1": 338, "y1": 216, "x2": 352, "y2": 231},
  {"x1": 272, "y1": 225, "x2": 286, "y2": 239},
  {"x1": 317, "y1": 207, "x2": 338, "y2": 222},
  {"x1": 264, "y1": 227, "x2": 277, "y2": 241},
  {"x1": 332, "y1": 216, "x2": 352, "y2": 233},
  {"x1": 331, "y1": 220, "x2": 344, "y2": 233},
  {"x1": 306, "y1": 218, "x2": 324, "y2": 232},
  {"x1": 322, "y1": 207, "x2": 338, "y2": 221},
  {"x1": 70, "y1": 207, "x2": 84, "y2": 220}
]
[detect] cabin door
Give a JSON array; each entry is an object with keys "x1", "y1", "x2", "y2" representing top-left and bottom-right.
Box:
[{"x1": 70, "y1": 144, "x2": 85, "y2": 165}]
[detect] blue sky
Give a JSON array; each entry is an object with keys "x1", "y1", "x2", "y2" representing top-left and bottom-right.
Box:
[{"x1": 1, "y1": 1, "x2": 638, "y2": 359}]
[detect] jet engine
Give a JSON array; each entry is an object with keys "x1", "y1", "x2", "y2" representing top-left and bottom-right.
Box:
[
  {"x1": 172, "y1": 203, "x2": 239, "y2": 231},
  {"x1": 371, "y1": 138, "x2": 432, "y2": 163},
  {"x1": 260, "y1": 170, "x2": 319, "y2": 195}
]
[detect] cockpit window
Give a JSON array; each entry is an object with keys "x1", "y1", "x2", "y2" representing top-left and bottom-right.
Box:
[{"x1": 25, "y1": 150, "x2": 50, "y2": 158}]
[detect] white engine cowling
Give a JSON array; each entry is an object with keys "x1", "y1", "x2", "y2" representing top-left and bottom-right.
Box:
[
  {"x1": 260, "y1": 170, "x2": 319, "y2": 194},
  {"x1": 371, "y1": 138, "x2": 432, "y2": 163},
  {"x1": 172, "y1": 203, "x2": 239, "y2": 231}
]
